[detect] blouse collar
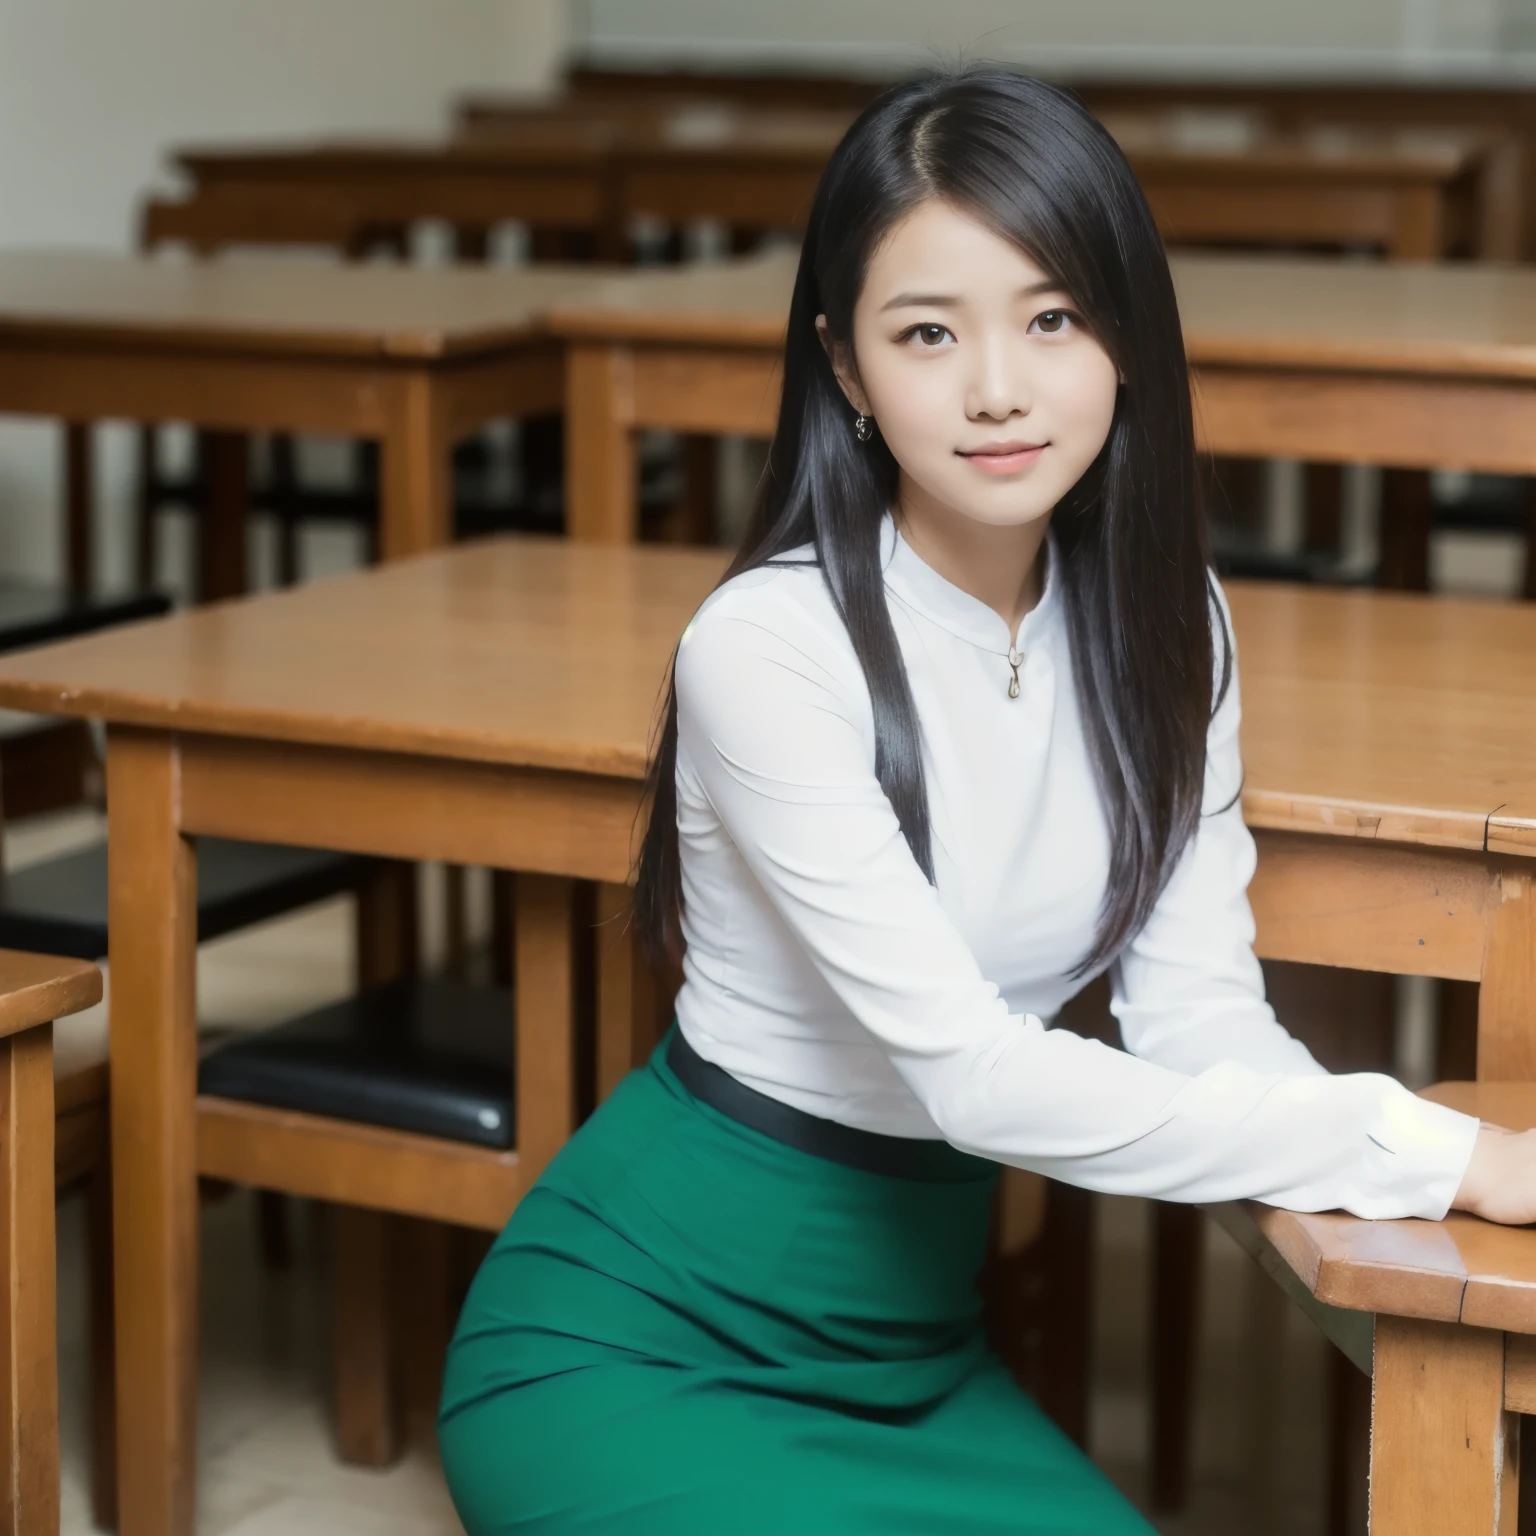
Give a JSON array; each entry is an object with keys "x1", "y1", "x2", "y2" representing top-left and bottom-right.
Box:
[{"x1": 881, "y1": 514, "x2": 1059, "y2": 655}]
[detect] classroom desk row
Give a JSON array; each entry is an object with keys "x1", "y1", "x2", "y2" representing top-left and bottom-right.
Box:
[
  {"x1": 8, "y1": 244, "x2": 1536, "y2": 594},
  {"x1": 150, "y1": 105, "x2": 854, "y2": 263},
  {"x1": 0, "y1": 538, "x2": 1531, "y2": 1534},
  {"x1": 148, "y1": 105, "x2": 1516, "y2": 267}
]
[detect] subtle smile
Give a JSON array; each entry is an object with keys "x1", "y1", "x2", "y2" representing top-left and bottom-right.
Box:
[{"x1": 956, "y1": 441, "x2": 1047, "y2": 475}]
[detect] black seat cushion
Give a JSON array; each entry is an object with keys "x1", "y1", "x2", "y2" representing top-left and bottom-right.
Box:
[
  {"x1": 0, "y1": 581, "x2": 169, "y2": 654},
  {"x1": 0, "y1": 837, "x2": 375, "y2": 961},
  {"x1": 198, "y1": 978, "x2": 514, "y2": 1149}
]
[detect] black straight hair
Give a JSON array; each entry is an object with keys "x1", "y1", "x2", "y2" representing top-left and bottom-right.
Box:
[{"x1": 636, "y1": 67, "x2": 1230, "y2": 978}]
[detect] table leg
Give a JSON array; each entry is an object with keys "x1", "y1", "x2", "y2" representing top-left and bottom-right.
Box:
[
  {"x1": 381, "y1": 375, "x2": 451, "y2": 562},
  {"x1": 514, "y1": 874, "x2": 577, "y2": 1190},
  {"x1": 63, "y1": 421, "x2": 93, "y2": 596},
  {"x1": 1370, "y1": 1316, "x2": 1517, "y2": 1534},
  {"x1": 333, "y1": 859, "x2": 419, "y2": 1467},
  {"x1": 1150, "y1": 1202, "x2": 1203, "y2": 1513},
  {"x1": 1477, "y1": 870, "x2": 1536, "y2": 1081},
  {"x1": 565, "y1": 344, "x2": 638, "y2": 543},
  {"x1": 199, "y1": 430, "x2": 249, "y2": 601},
  {"x1": 1379, "y1": 468, "x2": 1432, "y2": 592},
  {"x1": 332, "y1": 1203, "x2": 400, "y2": 1467},
  {"x1": 595, "y1": 882, "x2": 659, "y2": 1103},
  {"x1": 1389, "y1": 187, "x2": 1446, "y2": 261},
  {"x1": 1523, "y1": 479, "x2": 1536, "y2": 602},
  {"x1": 0, "y1": 1023, "x2": 58, "y2": 1535},
  {"x1": 1303, "y1": 462, "x2": 1344, "y2": 556},
  {"x1": 105, "y1": 728, "x2": 198, "y2": 1536}
]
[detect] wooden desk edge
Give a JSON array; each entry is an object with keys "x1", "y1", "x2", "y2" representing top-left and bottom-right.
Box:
[
  {"x1": 1187, "y1": 334, "x2": 1536, "y2": 383},
  {"x1": 546, "y1": 309, "x2": 786, "y2": 348},
  {"x1": 0, "y1": 317, "x2": 553, "y2": 365},
  {"x1": 0, "y1": 951, "x2": 101, "y2": 1038},
  {"x1": 0, "y1": 682, "x2": 653, "y2": 782},
  {"x1": 1243, "y1": 790, "x2": 1500, "y2": 853}
]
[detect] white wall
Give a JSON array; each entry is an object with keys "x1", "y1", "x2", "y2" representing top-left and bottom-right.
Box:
[
  {"x1": 580, "y1": 0, "x2": 1536, "y2": 79},
  {"x1": 0, "y1": 0, "x2": 568, "y2": 585}
]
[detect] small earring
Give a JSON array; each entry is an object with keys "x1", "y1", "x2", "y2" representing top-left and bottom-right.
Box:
[{"x1": 854, "y1": 414, "x2": 873, "y2": 443}]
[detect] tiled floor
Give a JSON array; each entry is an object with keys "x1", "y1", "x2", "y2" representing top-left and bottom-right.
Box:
[{"x1": 25, "y1": 797, "x2": 1342, "y2": 1535}]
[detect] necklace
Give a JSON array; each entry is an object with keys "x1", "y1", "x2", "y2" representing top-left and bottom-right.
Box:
[{"x1": 1006, "y1": 646, "x2": 1024, "y2": 699}]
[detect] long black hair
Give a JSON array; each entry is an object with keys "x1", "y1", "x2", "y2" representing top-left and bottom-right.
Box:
[{"x1": 636, "y1": 67, "x2": 1230, "y2": 978}]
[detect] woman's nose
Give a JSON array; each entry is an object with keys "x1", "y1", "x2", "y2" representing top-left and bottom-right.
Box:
[{"x1": 966, "y1": 337, "x2": 1030, "y2": 421}]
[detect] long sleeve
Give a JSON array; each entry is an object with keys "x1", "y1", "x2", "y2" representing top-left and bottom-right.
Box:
[
  {"x1": 675, "y1": 579, "x2": 1478, "y2": 1219},
  {"x1": 1110, "y1": 592, "x2": 1334, "y2": 1080}
]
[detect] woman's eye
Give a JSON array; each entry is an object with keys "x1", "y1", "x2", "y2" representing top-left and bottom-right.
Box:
[
  {"x1": 902, "y1": 323, "x2": 954, "y2": 347},
  {"x1": 1029, "y1": 310, "x2": 1074, "y2": 335}
]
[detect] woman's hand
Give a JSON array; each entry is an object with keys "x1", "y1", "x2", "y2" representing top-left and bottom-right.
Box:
[{"x1": 1453, "y1": 1124, "x2": 1536, "y2": 1225}]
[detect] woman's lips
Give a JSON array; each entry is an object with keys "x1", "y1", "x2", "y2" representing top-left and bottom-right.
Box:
[{"x1": 957, "y1": 442, "x2": 1046, "y2": 475}]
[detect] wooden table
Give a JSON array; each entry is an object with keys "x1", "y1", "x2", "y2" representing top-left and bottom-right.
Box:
[
  {"x1": 1101, "y1": 113, "x2": 1517, "y2": 259},
  {"x1": 151, "y1": 129, "x2": 624, "y2": 260},
  {"x1": 0, "y1": 539, "x2": 1532, "y2": 1529},
  {"x1": 547, "y1": 247, "x2": 1536, "y2": 561},
  {"x1": 0, "y1": 537, "x2": 726, "y2": 1535},
  {"x1": 0, "y1": 251, "x2": 608, "y2": 598},
  {"x1": 1081, "y1": 79, "x2": 1536, "y2": 260},
  {"x1": 1230, "y1": 580, "x2": 1536, "y2": 1079},
  {"x1": 1216, "y1": 1080, "x2": 1536, "y2": 1533},
  {"x1": 151, "y1": 107, "x2": 850, "y2": 266}
]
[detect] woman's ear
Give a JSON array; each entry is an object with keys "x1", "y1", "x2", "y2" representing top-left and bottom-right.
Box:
[{"x1": 815, "y1": 313, "x2": 872, "y2": 418}]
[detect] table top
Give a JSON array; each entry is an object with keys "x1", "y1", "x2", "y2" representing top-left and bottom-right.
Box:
[
  {"x1": 177, "y1": 131, "x2": 619, "y2": 177},
  {"x1": 1175, "y1": 251, "x2": 1536, "y2": 380},
  {"x1": 1229, "y1": 580, "x2": 1536, "y2": 854},
  {"x1": 0, "y1": 539, "x2": 728, "y2": 778},
  {"x1": 0, "y1": 950, "x2": 101, "y2": 1041},
  {"x1": 1230, "y1": 1082, "x2": 1536, "y2": 1334},
  {"x1": 179, "y1": 107, "x2": 855, "y2": 181},
  {"x1": 546, "y1": 246, "x2": 1536, "y2": 383},
  {"x1": 0, "y1": 250, "x2": 614, "y2": 361},
  {"x1": 1102, "y1": 111, "x2": 1491, "y2": 180},
  {"x1": 546, "y1": 248, "x2": 796, "y2": 345},
  {"x1": 0, "y1": 541, "x2": 1530, "y2": 848}
]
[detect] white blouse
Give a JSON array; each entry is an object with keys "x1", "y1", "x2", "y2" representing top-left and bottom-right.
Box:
[{"x1": 671, "y1": 519, "x2": 1480, "y2": 1220}]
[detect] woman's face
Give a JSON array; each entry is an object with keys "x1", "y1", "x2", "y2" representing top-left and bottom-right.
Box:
[{"x1": 826, "y1": 198, "x2": 1121, "y2": 531}]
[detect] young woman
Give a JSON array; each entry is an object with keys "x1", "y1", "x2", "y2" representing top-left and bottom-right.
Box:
[{"x1": 439, "y1": 69, "x2": 1536, "y2": 1533}]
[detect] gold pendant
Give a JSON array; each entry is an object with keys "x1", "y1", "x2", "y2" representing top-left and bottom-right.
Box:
[{"x1": 1007, "y1": 647, "x2": 1023, "y2": 699}]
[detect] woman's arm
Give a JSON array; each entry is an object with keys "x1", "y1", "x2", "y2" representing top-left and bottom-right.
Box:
[
  {"x1": 1108, "y1": 596, "x2": 1326, "y2": 1081},
  {"x1": 676, "y1": 581, "x2": 1478, "y2": 1219}
]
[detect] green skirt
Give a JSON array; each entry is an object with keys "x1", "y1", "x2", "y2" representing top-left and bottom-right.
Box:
[{"x1": 439, "y1": 1036, "x2": 1152, "y2": 1535}]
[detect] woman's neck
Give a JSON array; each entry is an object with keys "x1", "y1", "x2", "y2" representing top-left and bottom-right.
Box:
[{"x1": 893, "y1": 477, "x2": 1051, "y2": 643}]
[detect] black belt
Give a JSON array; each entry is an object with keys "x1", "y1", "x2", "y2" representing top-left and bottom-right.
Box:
[{"x1": 664, "y1": 1027, "x2": 989, "y2": 1183}]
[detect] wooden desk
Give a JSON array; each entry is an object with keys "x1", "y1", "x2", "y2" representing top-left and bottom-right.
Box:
[
  {"x1": 548, "y1": 247, "x2": 1536, "y2": 559},
  {"x1": 1081, "y1": 80, "x2": 1536, "y2": 259},
  {"x1": 1102, "y1": 114, "x2": 1516, "y2": 259},
  {"x1": 0, "y1": 251, "x2": 608, "y2": 598},
  {"x1": 0, "y1": 537, "x2": 725, "y2": 1535},
  {"x1": 156, "y1": 109, "x2": 851, "y2": 264},
  {"x1": 153, "y1": 130, "x2": 623, "y2": 260},
  {"x1": 1215, "y1": 1081, "x2": 1536, "y2": 1534},
  {"x1": 1231, "y1": 580, "x2": 1536, "y2": 1077}
]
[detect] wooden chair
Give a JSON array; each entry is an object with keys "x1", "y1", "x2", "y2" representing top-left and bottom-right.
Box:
[
  {"x1": 189, "y1": 872, "x2": 666, "y2": 1468},
  {"x1": 0, "y1": 949, "x2": 103, "y2": 1536},
  {"x1": 188, "y1": 862, "x2": 534, "y2": 1467}
]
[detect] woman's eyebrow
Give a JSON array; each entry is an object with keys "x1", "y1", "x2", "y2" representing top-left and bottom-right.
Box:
[
  {"x1": 879, "y1": 291, "x2": 960, "y2": 311},
  {"x1": 878, "y1": 278, "x2": 1064, "y2": 313}
]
